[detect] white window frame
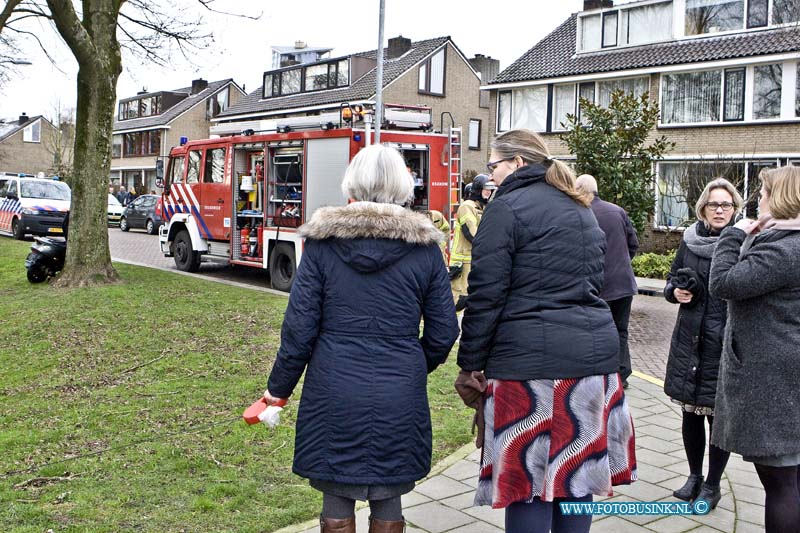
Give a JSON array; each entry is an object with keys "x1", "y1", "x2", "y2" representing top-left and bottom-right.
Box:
[
  {"x1": 468, "y1": 119, "x2": 481, "y2": 150},
  {"x1": 658, "y1": 59, "x2": 800, "y2": 126},
  {"x1": 22, "y1": 120, "x2": 41, "y2": 143},
  {"x1": 576, "y1": 0, "x2": 675, "y2": 53}
]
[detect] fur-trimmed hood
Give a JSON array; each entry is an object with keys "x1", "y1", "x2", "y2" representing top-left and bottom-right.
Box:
[
  {"x1": 298, "y1": 202, "x2": 444, "y2": 273},
  {"x1": 299, "y1": 201, "x2": 444, "y2": 245}
]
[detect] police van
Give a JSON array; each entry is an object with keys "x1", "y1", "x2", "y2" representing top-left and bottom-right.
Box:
[{"x1": 0, "y1": 173, "x2": 71, "y2": 239}]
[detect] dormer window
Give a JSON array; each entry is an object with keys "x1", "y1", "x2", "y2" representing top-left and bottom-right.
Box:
[
  {"x1": 118, "y1": 95, "x2": 162, "y2": 120},
  {"x1": 686, "y1": 0, "x2": 744, "y2": 35},
  {"x1": 579, "y1": 1, "x2": 673, "y2": 52},
  {"x1": 262, "y1": 58, "x2": 350, "y2": 99}
]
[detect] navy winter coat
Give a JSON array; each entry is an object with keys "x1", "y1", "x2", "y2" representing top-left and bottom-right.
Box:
[
  {"x1": 267, "y1": 202, "x2": 459, "y2": 486},
  {"x1": 590, "y1": 196, "x2": 639, "y2": 301},
  {"x1": 457, "y1": 164, "x2": 619, "y2": 379}
]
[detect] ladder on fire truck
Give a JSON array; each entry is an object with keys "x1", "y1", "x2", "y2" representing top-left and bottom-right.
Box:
[{"x1": 442, "y1": 113, "x2": 462, "y2": 236}]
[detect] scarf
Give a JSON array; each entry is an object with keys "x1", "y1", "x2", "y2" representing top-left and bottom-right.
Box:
[
  {"x1": 683, "y1": 221, "x2": 722, "y2": 259},
  {"x1": 739, "y1": 213, "x2": 800, "y2": 257}
]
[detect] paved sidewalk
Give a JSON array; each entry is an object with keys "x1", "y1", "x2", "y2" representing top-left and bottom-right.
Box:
[{"x1": 279, "y1": 374, "x2": 766, "y2": 533}]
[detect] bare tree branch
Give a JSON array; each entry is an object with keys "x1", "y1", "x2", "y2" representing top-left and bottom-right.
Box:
[
  {"x1": 0, "y1": 0, "x2": 24, "y2": 31},
  {"x1": 195, "y1": 0, "x2": 261, "y2": 20},
  {"x1": 45, "y1": 0, "x2": 95, "y2": 65},
  {"x1": 4, "y1": 26, "x2": 63, "y2": 69}
]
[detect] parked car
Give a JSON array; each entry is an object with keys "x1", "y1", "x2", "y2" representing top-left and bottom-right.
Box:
[
  {"x1": 107, "y1": 193, "x2": 124, "y2": 226},
  {"x1": 0, "y1": 174, "x2": 70, "y2": 239},
  {"x1": 120, "y1": 194, "x2": 163, "y2": 234}
]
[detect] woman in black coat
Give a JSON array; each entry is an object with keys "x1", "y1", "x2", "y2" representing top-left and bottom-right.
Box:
[
  {"x1": 265, "y1": 145, "x2": 459, "y2": 533},
  {"x1": 457, "y1": 129, "x2": 636, "y2": 533},
  {"x1": 663, "y1": 178, "x2": 743, "y2": 509}
]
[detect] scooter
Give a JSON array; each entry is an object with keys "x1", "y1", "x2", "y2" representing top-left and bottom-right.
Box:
[{"x1": 25, "y1": 236, "x2": 66, "y2": 283}]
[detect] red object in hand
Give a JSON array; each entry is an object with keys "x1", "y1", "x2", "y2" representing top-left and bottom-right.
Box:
[{"x1": 243, "y1": 397, "x2": 287, "y2": 425}]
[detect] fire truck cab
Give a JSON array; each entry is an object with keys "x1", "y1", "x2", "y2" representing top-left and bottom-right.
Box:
[{"x1": 158, "y1": 105, "x2": 461, "y2": 291}]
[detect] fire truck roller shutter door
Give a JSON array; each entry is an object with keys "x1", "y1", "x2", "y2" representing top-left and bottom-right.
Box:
[{"x1": 304, "y1": 137, "x2": 350, "y2": 217}]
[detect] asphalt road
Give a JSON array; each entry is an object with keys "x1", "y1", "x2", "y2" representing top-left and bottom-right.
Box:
[{"x1": 108, "y1": 227, "x2": 273, "y2": 289}]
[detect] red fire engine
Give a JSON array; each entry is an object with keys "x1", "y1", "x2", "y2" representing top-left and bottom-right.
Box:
[{"x1": 157, "y1": 104, "x2": 462, "y2": 291}]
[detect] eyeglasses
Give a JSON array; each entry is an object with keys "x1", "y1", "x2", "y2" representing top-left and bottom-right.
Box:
[
  {"x1": 486, "y1": 159, "x2": 510, "y2": 173},
  {"x1": 705, "y1": 202, "x2": 734, "y2": 212}
]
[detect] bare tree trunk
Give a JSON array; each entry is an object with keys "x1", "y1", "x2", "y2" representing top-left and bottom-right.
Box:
[{"x1": 49, "y1": 0, "x2": 122, "y2": 287}]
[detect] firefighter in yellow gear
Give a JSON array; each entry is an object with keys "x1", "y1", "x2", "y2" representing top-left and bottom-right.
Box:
[
  {"x1": 426, "y1": 210, "x2": 450, "y2": 264},
  {"x1": 449, "y1": 174, "x2": 496, "y2": 311}
]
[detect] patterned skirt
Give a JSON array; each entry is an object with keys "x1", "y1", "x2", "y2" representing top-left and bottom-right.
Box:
[{"x1": 475, "y1": 373, "x2": 637, "y2": 508}]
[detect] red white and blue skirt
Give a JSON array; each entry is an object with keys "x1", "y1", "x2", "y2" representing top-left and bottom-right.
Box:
[{"x1": 474, "y1": 374, "x2": 637, "y2": 508}]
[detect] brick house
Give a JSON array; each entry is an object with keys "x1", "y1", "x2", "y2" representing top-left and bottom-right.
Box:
[
  {"x1": 111, "y1": 78, "x2": 245, "y2": 194},
  {"x1": 484, "y1": 0, "x2": 800, "y2": 251},
  {"x1": 0, "y1": 114, "x2": 64, "y2": 175},
  {"x1": 212, "y1": 36, "x2": 496, "y2": 177}
]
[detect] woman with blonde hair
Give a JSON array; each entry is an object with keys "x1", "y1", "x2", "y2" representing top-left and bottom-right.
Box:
[
  {"x1": 710, "y1": 166, "x2": 800, "y2": 532},
  {"x1": 663, "y1": 177, "x2": 743, "y2": 510},
  {"x1": 265, "y1": 144, "x2": 459, "y2": 533},
  {"x1": 455, "y1": 129, "x2": 637, "y2": 533}
]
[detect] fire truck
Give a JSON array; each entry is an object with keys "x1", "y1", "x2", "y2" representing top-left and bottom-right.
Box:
[{"x1": 157, "y1": 104, "x2": 462, "y2": 291}]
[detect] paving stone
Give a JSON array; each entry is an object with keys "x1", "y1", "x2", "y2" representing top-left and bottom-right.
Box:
[
  {"x1": 724, "y1": 468, "x2": 762, "y2": 488},
  {"x1": 461, "y1": 476, "x2": 479, "y2": 488},
  {"x1": 414, "y1": 476, "x2": 474, "y2": 500},
  {"x1": 463, "y1": 504, "x2": 506, "y2": 529},
  {"x1": 405, "y1": 528, "x2": 426, "y2": 533},
  {"x1": 735, "y1": 501, "x2": 765, "y2": 526},
  {"x1": 403, "y1": 502, "x2": 476, "y2": 533},
  {"x1": 442, "y1": 460, "x2": 479, "y2": 481},
  {"x1": 444, "y1": 521, "x2": 503, "y2": 532},
  {"x1": 635, "y1": 447, "x2": 684, "y2": 469},
  {"x1": 724, "y1": 455, "x2": 756, "y2": 473},
  {"x1": 440, "y1": 491, "x2": 475, "y2": 510},
  {"x1": 716, "y1": 493, "x2": 735, "y2": 513},
  {"x1": 614, "y1": 480, "x2": 674, "y2": 501},
  {"x1": 734, "y1": 520, "x2": 768, "y2": 533},
  {"x1": 685, "y1": 526, "x2": 728, "y2": 533},
  {"x1": 634, "y1": 424, "x2": 684, "y2": 443},
  {"x1": 635, "y1": 414, "x2": 683, "y2": 431},
  {"x1": 690, "y1": 506, "x2": 736, "y2": 532},
  {"x1": 616, "y1": 510, "x2": 664, "y2": 526},
  {"x1": 643, "y1": 515, "x2": 704, "y2": 532},
  {"x1": 590, "y1": 516, "x2": 658, "y2": 532},
  {"x1": 403, "y1": 491, "x2": 432, "y2": 508},
  {"x1": 729, "y1": 482, "x2": 765, "y2": 505},
  {"x1": 636, "y1": 462, "x2": 682, "y2": 484},
  {"x1": 636, "y1": 435, "x2": 685, "y2": 454},
  {"x1": 638, "y1": 403, "x2": 675, "y2": 415},
  {"x1": 466, "y1": 449, "x2": 481, "y2": 462},
  {"x1": 657, "y1": 475, "x2": 690, "y2": 492}
]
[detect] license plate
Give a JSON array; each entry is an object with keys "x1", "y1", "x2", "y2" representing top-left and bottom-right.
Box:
[{"x1": 48, "y1": 227, "x2": 63, "y2": 234}]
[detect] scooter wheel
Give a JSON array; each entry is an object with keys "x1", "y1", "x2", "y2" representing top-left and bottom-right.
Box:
[{"x1": 26, "y1": 267, "x2": 48, "y2": 283}]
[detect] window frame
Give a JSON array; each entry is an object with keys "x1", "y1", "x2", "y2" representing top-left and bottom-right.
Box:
[
  {"x1": 262, "y1": 57, "x2": 351, "y2": 99},
  {"x1": 418, "y1": 48, "x2": 447, "y2": 97},
  {"x1": 22, "y1": 120, "x2": 41, "y2": 143},
  {"x1": 602, "y1": 11, "x2": 619, "y2": 48},
  {"x1": 468, "y1": 119, "x2": 482, "y2": 150},
  {"x1": 723, "y1": 67, "x2": 747, "y2": 122}
]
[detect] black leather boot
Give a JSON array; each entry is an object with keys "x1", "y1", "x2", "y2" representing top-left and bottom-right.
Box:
[
  {"x1": 694, "y1": 482, "x2": 722, "y2": 509},
  {"x1": 673, "y1": 474, "x2": 703, "y2": 501}
]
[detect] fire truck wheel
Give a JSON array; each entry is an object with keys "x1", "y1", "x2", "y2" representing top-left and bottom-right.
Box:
[
  {"x1": 269, "y1": 242, "x2": 296, "y2": 292},
  {"x1": 173, "y1": 230, "x2": 201, "y2": 272},
  {"x1": 12, "y1": 217, "x2": 25, "y2": 240}
]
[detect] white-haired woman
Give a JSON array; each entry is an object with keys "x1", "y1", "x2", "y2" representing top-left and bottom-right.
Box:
[
  {"x1": 664, "y1": 178, "x2": 743, "y2": 509},
  {"x1": 264, "y1": 144, "x2": 459, "y2": 533}
]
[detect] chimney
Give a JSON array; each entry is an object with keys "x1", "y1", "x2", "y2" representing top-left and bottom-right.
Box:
[
  {"x1": 583, "y1": 0, "x2": 613, "y2": 10},
  {"x1": 469, "y1": 54, "x2": 500, "y2": 82},
  {"x1": 294, "y1": 40, "x2": 307, "y2": 49},
  {"x1": 386, "y1": 35, "x2": 412, "y2": 59},
  {"x1": 18, "y1": 112, "x2": 29, "y2": 125},
  {"x1": 191, "y1": 78, "x2": 208, "y2": 94}
]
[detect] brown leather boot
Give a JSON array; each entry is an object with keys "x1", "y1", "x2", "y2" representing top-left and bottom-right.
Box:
[
  {"x1": 320, "y1": 515, "x2": 356, "y2": 533},
  {"x1": 368, "y1": 516, "x2": 405, "y2": 532}
]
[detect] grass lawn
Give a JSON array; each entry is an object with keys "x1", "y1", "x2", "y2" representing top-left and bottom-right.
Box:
[{"x1": 0, "y1": 238, "x2": 473, "y2": 532}]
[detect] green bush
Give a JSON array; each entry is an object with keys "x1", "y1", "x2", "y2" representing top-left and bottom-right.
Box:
[{"x1": 632, "y1": 250, "x2": 676, "y2": 279}]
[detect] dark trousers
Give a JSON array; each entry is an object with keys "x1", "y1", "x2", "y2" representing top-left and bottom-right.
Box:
[{"x1": 607, "y1": 296, "x2": 633, "y2": 381}]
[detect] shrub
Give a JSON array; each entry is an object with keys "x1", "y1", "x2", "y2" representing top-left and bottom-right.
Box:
[{"x1": 632, "y1": 250, "x2": 676, "y2": 280}]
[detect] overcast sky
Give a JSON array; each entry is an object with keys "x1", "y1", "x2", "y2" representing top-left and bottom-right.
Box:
[{"x1": 0, "y1": 0, "x2": 588, "y2": 120}]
